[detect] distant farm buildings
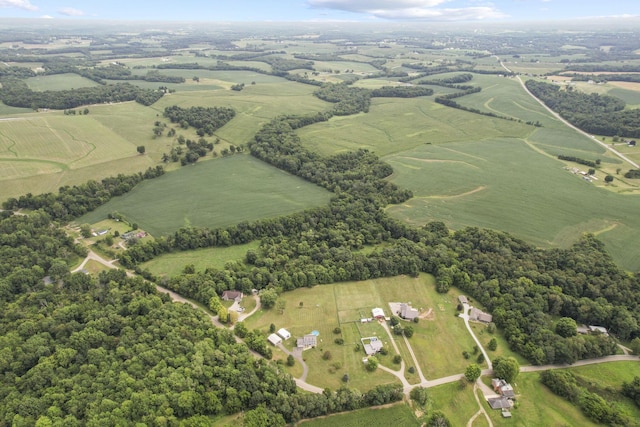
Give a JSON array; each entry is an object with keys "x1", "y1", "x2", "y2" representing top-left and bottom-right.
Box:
[{"x1": 577, "y1": 324, "x2": 609, "y2": 336}]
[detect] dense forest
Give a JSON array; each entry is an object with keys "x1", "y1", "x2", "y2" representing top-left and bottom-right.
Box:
[
  {"x1": 525, "y1": 80, "x2": 640, "y2": 137},
  {"x1": 0, "y1": 213, "x2": 403, "y2": 425}
]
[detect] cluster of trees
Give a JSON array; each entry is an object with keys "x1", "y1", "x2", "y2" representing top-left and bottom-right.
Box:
[
  {"x1": 540, "y1": 370, "x2": 634, "y2": 425},
  {"x1": 313, "y1": 82, "x2": 434, "y2": 116},
  {"x1": 163, "y1": 105, "x2": 236, "y2": 136},
  {"x1": 314, "y1": 83, "x2": 371, "y2": 115},
  {"x1": 434, "y1": 85, "x2": 527, "y2": 124},
  {"x1": 557, "y1": 155, "x2": 598, "y2": 168},
  {"x1": 624, "y1": 169, "x2": 640, "y2": 179},
  {"x1": 622, "y1": 377, "x2": 640, "y2": 409},
  {"x1": 526, "y1": 80, "x2": 640, "y2": 137},
  {"x1": 2, "y1": 166, "x2": 165, "y2": 221},
  {"x1": 0, "y1": 79, "x2": 163, "y2": 109}
]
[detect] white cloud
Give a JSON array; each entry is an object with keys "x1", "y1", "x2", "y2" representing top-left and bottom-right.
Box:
[
  {"x1": 308, "y1": 0, "x2": 505, "y2": 20},
  {"x1": 0, "y1": 0, "x2": 38, "y2": 11},
  {"x1": 58, "y1": 7, "x2": 85, "y2": 16},
  {"x1": 40, "y1": 14, "x2": 53, "y2": 19}
]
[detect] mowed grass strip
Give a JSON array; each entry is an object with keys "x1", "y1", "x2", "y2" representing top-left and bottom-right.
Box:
[
  {"x1": 297, "y1": 402, "x2": 419, "y2": 427},
  {"x1": 141, "y1": 241, "x2": 260, "y2": 278},
  {"x1": 26, "y1": 73, "x2": 100, "y2": 91},
  {"x1": 78, "y1": 154, "x2": 331, "y2": 237}
]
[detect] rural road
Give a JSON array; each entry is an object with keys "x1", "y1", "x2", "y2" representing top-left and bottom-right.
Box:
[
  {"x1": 70, "y1": 240, "x2": 640, "y2": 401},
  {"x1": 497, "y1": 56, "x2": 640, "y2": 170},
  {"x1": 460, "y1": 303, "x2": 493, "y2": 370}
]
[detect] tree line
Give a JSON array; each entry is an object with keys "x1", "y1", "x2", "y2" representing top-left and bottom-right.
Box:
[
  {"x1": 525, "y1": 79, "x2": 640, "y2": 138},
  {"x1": 0, "y1": 79, "x2": 164, "y2": 109}
]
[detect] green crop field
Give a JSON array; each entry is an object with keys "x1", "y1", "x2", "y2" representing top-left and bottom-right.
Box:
[
  {"x1": 141, "y1": 241, "x2": 260, "y2": 277},
  {"x1": 297, "y1": 402, "x2": 419, "y2": 427},
  {"x1": 77, "y1": 154, "x2": 331, "y2": 237},
  {"x1": 385, "y1": 138, "x2": 640, "y2": 270},
  {"x1": 298, "y1": 96, "x2": 532, "y2": 157},
  {"x1": 244, "y1": 275, "x2": 477, "y2": 390},
  {"x1": 26, "y1": 73, "x2": 100, "y2": 91}
]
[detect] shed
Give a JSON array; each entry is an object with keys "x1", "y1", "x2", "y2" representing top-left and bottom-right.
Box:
[
  {"x1": 372, "y1": 307, "x2": 385, "y2": 319},
  {"x1": 588, "y1": 325, "x2": 609, "y2": 336},
  {"x1": 458, "y1": 295, "x2": 468, "y2": 305},
  {"x1": 267, "y1": 333, "x2": 282, "y2": 346},
  {"x1": 277, "y1": 328, "x2": 291, "y2": 340}
]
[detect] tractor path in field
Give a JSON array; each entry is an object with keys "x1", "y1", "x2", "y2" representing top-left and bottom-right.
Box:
[{"x1": 497, "y1": 56, "x2": 640, "y2": 170}]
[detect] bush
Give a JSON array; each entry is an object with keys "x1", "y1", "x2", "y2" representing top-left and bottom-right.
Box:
[
  {"x1": 322, "y1": 351, "x2": 332, "y2": 361},
  {"x1": 488, "y1": 338, "x2": 497, "y2": 351},
  {"x1": 408, "y1": 366, "x2": 415, "y2": 374},
  {"x1": 462, "y1": 351, "x2": 470, "y2": 359},
  {"x1": 286, "y1": 354, "x2": 295, "y2": 366},
  {"x1": 379, "y1": 347, "x2": 389, "y2": 356},
  {"x1": 333, "y1": 327, "x2": 341, "y2": 334},
  {"x1": 393, "y1": 355, "x2": 402, "y2": 364},
  {"x1": 334, "y1": 338, "x2": 344, "y2": 345}
]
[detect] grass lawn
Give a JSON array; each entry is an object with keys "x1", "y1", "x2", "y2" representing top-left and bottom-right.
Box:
[
  {"x1": 244, "y1": 275, "x2": 477, "y2": 389},
  {"x1": 297, "y1": 402, "x2": 419, "y2": 427},
  {"x1": 77, "y1": 154, "x2": 331, "y2": 237},
  {"x1": 481, "y1": 371, "x2": 600, "y2": 427},
  {"x1": 141, "y1": 241, "x2": 260, "y2": 277},
  {"x1": 427, "y1": 381, "x2": 478, "y2": 427},
  {"x1": 469, "y1": 322, "x2": 528, "y2": 366}
]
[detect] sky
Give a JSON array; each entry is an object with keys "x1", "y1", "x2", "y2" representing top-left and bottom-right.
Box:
[{"x1": 0, "y1": 0, "x2": 638, "y2": 22}]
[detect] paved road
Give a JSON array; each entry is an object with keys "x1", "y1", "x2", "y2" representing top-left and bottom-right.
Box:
[
  {"x1": 497, "y1": 56, "x2": 640, "y2": 170},
  {"x1": 520, "y1": 354, "x2": 638, "y2": 372}
]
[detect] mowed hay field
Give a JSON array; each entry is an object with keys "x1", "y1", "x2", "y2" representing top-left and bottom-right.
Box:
[
  {"x1": 297, "y1": 402, "x2": 419, "y2": 427},
  {"x1": 77, "y1": 154, "x2": 331, "y2": 237},
  {"x1": 141, "y1": 241, "x2": 260, "y2": 278},
  {"x1": 244, "y1": 275, "x2": 477, "y2": 390}
]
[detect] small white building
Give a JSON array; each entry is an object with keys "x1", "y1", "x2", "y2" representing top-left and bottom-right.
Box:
[
  {"x1": 372, "y1": 307, "x2": 385, "y2": 319},
  {"x1": 277, "y1": 328, "x2": 291, "y2": 340},
  {"x1": 267, "y1": 333, "x2": 282, "y2": 346}
]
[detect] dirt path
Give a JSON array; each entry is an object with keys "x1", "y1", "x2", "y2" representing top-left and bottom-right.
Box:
[{"x1": 468, "y1": 382, "x2": 494, "y2": 427}]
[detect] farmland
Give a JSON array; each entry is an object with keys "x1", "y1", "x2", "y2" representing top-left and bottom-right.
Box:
[{"x1": 77, "y1": 154, "x2": 332, "y2": 237}]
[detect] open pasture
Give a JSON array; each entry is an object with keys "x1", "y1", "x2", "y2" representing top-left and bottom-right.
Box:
[
  {"x1": 77, "y1": 154, "x2": 331, "y2": 237},
  {"x1": 141, "y1": 241, "x2": 260, "y2": 277},
  {"x1": 26, "y1": 73, "x2": 99, "y2": 91},
  {"x1": 385, "y1": 138, "x2": 640, "y2": 271}
]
